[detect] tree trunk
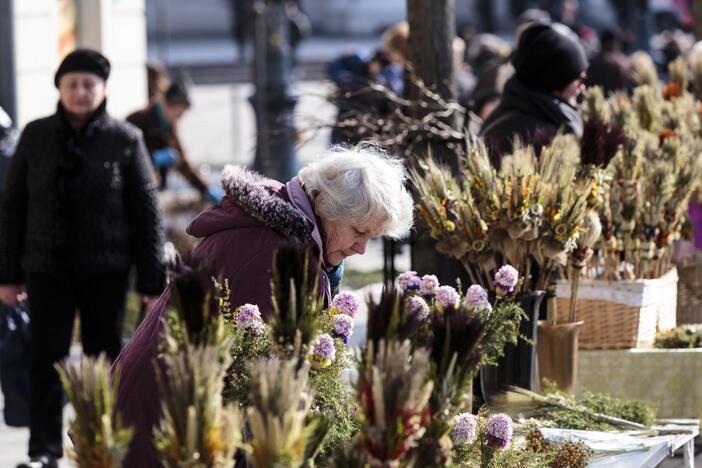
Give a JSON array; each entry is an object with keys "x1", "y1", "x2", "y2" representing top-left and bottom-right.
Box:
[{"x1": 406, "y1": 0, "x2": 466, "y2": 287}]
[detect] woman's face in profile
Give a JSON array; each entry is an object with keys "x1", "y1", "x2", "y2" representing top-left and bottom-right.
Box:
[
  {"x1": 58, "y1": 72, "x2": 106, "y2": 118},
  {"x1": 319, "y1": 215, "x2": 383, "y2": 267}
]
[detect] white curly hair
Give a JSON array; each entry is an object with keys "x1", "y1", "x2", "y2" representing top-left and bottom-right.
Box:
[{"x1": 297, "y1": 143, "x2": 414, "y2": 239}]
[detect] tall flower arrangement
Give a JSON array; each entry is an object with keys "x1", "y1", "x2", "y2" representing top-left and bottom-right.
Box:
[{"x1": 352, "y1": 339, "x2": 434, "y2": 466}]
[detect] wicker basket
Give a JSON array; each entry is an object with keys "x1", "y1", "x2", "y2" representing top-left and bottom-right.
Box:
[
  {"x1": 555, "y1": 268, "x2": 678, "y2": 349},
  {"x1": 676, "y1": 262, "x2": 702, "y2": 325}
]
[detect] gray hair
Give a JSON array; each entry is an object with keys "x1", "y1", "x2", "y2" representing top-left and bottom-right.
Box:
[{"x1": 298, "y1": 144, "x2": 414, "y2": 239}]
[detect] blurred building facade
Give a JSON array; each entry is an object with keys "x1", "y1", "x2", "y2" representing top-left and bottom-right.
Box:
[{"x1": 1, "y1": 0, "x2": 147, "y2": 128}]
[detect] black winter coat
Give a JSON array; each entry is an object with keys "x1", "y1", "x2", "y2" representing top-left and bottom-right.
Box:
[
  {"x1": 0, "y1": 101, "x2": 165, "y2": 295},
  {"x1": 480, "y1": 77, "x2": 583, "y2": 166}
]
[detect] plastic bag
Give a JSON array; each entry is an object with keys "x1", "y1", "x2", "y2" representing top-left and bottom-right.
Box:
[{"x1": 0, "y1": 301, "x2": 30, "y2": 427}]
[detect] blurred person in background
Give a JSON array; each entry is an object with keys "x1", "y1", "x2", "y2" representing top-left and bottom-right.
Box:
[
  {"x1": 146, "y1": 61, "x2": 170, "y2": 106},
  {"x1": 651, "y1": 28, "x2": 693, "y2": 80},
  {"x1": 453, "y1": 37, "x2": 477, "y2": 109},
  {"x1": 467, "y1": 9, "x2": 549, "y2": 121},
  {"x1": 557, "y1": 0, "x2": 598, "y2": 57},
  {"x1": 0, "y1": 49, "x2": 165, "y2": 468},
  {"x1": 586, "y1": 28, "x2": 633, "y2": 95},
  {"x1": 229, "y1": 0, "x2": 255, "y2": 64},
  {"x1": 286, "y1": 0, "x2": 311, "y2": 67},
  {"x1": 480, "y1": 22, "x2": 588, "y2": 165},
  {"x1": 127, "y1": 79, "x2": 223, "y2": 203},
  {"x1": 0, "y1": 106, "x2": 18, "y2": 192},
  {"x1": 327, "y1": 21, "x2": 408, "y2": 145},
  {"x1": 459, "y1": 22, "x2": 480, "y2": 65}
]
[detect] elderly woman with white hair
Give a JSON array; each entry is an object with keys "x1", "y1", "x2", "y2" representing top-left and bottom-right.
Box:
[{"x1": 112, "y1": 144, "x2": 414, "y2": 466}]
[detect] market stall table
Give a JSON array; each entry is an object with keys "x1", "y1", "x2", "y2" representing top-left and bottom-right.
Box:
[{"x1": 539, "y1": 423, "x2": 698, "y2": 467}]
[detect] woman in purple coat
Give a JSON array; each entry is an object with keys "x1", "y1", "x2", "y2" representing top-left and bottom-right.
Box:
[{"x1": 113, "y1": 144, "x2": 414, "y2": 466}]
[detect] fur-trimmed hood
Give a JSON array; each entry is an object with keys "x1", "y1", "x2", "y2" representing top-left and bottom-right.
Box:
[{"x1": 186, "y1": 165, "x2": 313, "y2": 241}]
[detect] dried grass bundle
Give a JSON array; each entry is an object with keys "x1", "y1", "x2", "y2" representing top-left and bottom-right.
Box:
[
  {"x1": 154, "y1": 345, "x2": 242, "y2": 468},
  {"x1": 245, "y1": 358, "x2": 329, "y2": 467},
  {"x1": 630, "y1": 51, "x2": 659, "y2": 88},
  {"x1": 355, "y1": 340, "x2": 433, "y2": 465},
  {"x1": 56, "y1": 356, "x2": 133, "y2": 468}
]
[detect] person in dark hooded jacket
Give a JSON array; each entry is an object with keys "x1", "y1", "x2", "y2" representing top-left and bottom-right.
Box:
[
  {"x1": 112, "y1": 144, "x2": 414, "y2": 467},
  {"x1": 480, "y1": 22, "x2": 588, "y2": 166}
]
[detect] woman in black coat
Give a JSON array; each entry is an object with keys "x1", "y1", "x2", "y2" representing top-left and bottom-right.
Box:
[
  {"x1": 480, "y1": 22, "x2": 589, "y2": 166},
  {"x1": 0, "y1": 49, "x2": 165, "y2": 468}
]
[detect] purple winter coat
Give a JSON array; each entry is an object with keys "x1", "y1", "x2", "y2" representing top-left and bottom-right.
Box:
[{"x1": 112, "y1": 166, "x2": 330, "y2": 467}]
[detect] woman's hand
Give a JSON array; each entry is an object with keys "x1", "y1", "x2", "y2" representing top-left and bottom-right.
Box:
[{"x1": 0, "y1": 284, "x2": 25, "y2": 306}]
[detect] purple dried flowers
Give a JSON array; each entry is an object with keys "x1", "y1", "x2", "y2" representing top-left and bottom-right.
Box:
[
  {"x1": 494, "y1": 265, "x2": 519, "y2": 296},
  {"x1": 407, "y1": 296, "x2": 430, "y2": 321},
  {"x1": 311, "y1": 333, "x2": 336, "y2": 368},
  {"x1": 419, "y1": 274, "x2": 439, "y2": 296},
  {"x1": 397, "y1": 271, "x2": 421, "y2": 292},
  {"x1": 434, "y1": 285, "x2": 459, "y2": 311},
  {"x1": 332, "y1": 314, "x2": 354, "y2": 344},
  {"x1": 330, "y1": 292, "x2": 360, "y2": 318},
  {"x1": 235, "y1": 303, "x2": 264, "y2": 336},
  {"x1": 485, "y1": 413, "x2": 513, "y2": 449},
  {"x1": 451, "y1": 412, "x2": 478, "y2": 445},
  {"x1": 465, "y1": 284, "x2": 492, "y2": 313}
]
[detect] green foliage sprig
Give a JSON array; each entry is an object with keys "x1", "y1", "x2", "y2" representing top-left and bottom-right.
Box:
[
  {"x1": 655, "y1": 324, "x2": 702, "y2": 348},
  {"x1": 536, "y1": 381, "x2": 656, "y2": 431}
]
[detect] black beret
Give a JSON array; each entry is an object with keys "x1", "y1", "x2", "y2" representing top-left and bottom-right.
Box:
[
  {"x1": 54, "y1": 48, "x2": 111, "y2": 88},
  {"x1": 512, "y1": 23, "x2": 588, "y2": 93}
]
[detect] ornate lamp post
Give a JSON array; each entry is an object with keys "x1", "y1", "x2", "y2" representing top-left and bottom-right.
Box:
[{"x1": 251, "y1": 0, "x2": 300, "y2": 182}]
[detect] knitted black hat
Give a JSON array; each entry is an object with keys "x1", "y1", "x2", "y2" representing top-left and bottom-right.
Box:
[
  {"x1": 54, "y1": 48, "x2": 111, "y2": 88},
  {"x1": 511, "y1": 23, "x2": 588, "y2": 93}
]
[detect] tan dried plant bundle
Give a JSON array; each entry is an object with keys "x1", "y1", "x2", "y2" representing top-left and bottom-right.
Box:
[
  {"x1": 630, "y1": 51, "x2": 659, "y2": 88},
  {"x1": 591, "y1": 75, "x2": 702, "y2": 279},
  {"x1": 56, "y1": 355, "x2": 133, "y2": 468},
  {"x1": 581, "y1": 86, "x2": 610, "y2": 122},
  {"x1": 245, "y1": 358, "x2": 329, "y2": 468},
  {"x1": 411, "y1": 147, "x2": 492, "y2": 274},
  {"x1": 632, "y1": 85, "x2": 662, "y2": 132},
  {"x1": 637, "y1": 162, "x2": 674, "y2": 277},
  {"x1": 667, "y1": 56, "x2": 689, "y2": 96},
  {"x1": 609, "y1": 94, "x2": 635, "y2": 131},
  {"x1": 412, "y1": 135, "x2": 593, "y2": 291},
  {"x1": 689, "y1": 42, "x2": 702, "y2": 99},
  {"x1": 567, "y1": 210, "x2": 603, "y2": 322},
  {"x1": 154, "y1": 345, "x2": 242, "y2": 468}
]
